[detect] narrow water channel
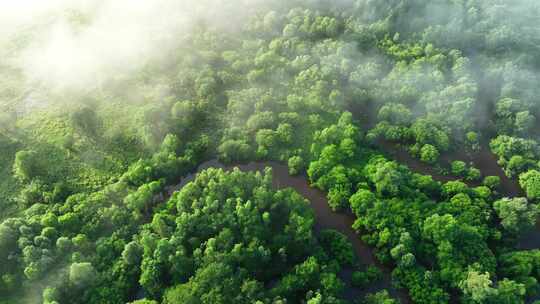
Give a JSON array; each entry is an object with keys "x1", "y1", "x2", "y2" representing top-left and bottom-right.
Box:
[
  {"x1": 350, "y1": 102, "x2": 524, "y2": 197},
  {"x1": 161, "y1": 135, "x2": 539, "y2": 303},
  {"x1": 167, "y1": 159, "x2": 409, "y2": 303},
  {"x1": 374, "y1": 139, "x2": 523, "y2": 196},
  {"x1": 373, "y1": 138, "x2": 540, "y2": 249}
]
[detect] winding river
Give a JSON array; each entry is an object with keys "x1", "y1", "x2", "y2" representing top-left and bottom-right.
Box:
[
  {"x1": 160, "y1": 139, "x2": 540, "y2": 302},
  {"x1": 166, "y1": 159, "x2": 409, "y2": 302}
]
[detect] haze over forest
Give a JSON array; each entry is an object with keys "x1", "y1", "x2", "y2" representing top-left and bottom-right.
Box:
[{"x1": 1, "y1": 1, "x2": 540, "y2": 304}]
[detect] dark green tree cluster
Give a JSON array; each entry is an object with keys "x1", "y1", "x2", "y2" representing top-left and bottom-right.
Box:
[
  {"x1": 132, "y1": 168, "x2": 351, "y2": 303},
  {"x1": 0, "y1": 135, "x2": 205, "y2": 303},
  {"x1": 307, "y1": 118, "x2": 539, "y2": 303},
  {"x1": 308, "y1": 112, "x2": 363, "y2": 211}
]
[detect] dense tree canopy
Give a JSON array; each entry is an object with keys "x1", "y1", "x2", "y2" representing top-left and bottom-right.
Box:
[
  {"x1": 136, "y1": 168, "x2": 351, "y2": 303},
  {"x1": 0, "y1": 0, "x2": 539, "y2": 303}
]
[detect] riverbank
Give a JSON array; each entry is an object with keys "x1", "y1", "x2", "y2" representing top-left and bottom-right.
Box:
[{"x1": 167, "y1": 159, "x2": 410, "y2": 303}]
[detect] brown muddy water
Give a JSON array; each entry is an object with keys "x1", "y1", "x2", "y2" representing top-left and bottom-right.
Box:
[
  {"x1": 349, "y1": 104, "x2": 539, "y2": 302},
  {"x1": 156, "y1": 152, "x2": 540, "y2": 303},
  {"x1": 167, "y1": 159, "x2": 409, "y2": 303},
  {"x1": 350, "y1": 101, "x2": 523, "y2": 196},
  {"x1": 374, "y1": 139, "x2": 540, "y2": 250},
  {"x1": 157, "y1": 132, "x2": 539, "y2": 302},
  {"x1": 374, "y1": 139, "x2": 523, "y2": 196}
]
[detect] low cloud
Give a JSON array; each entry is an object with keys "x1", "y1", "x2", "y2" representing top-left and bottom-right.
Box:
[{"x1": 2, "y1": 0, "x2": 262, "y2": 90}]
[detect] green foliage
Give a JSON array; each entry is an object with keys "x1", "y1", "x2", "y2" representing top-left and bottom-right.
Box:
[
  {"x1": 490, "y1": 136, "x2": 539, "y2": 178},
  {"x1": 459, "y1": 270, "x2": 497, "y2": 303},
  {"x1": 71, "y1": 107, "x2": 101, "y2": 138},
  {"x1": 351, "y1": 266, "x2": 383, "y2": 288},
  {"x1": 364, "y1": 158, "x2": 404, "y2": 197},
  {"x1": 410, "y1": 119, "x2": 450, "y2": 152},
  {"x1": 420, "y1": 144, "x2": 439, "y2": 164},
  {"x1": 451, "y1": 161, "x2": 467, "y2": 176},
  {"x1": 43, "y1": 287, "x2": 60, "y2": 304},
  {"x1": 318, "y1": 230, "x2": 354, "y2": 266},
  {"x1": 483, "y1": 176, "x2": 501, "y2": 190},
  {"x1": 499, "y1": 249, "x2": 540, "y2": 297},
  {"x1": 139, "y1": 168, "x2": 344, "y2": 302},
  {"x1": 350, "y1": 189, "x2": 376, "y2": 216},
  {"x1": 122, "y1": 241, "x2": 143, "y2": 265},
  {"x1": 2, "y1": 1, "x2": 540, "y2": 303},
  {"x1": 466, "y1": 132, "x2": 480, "y2": 151},
  {"x1": 363, "y1": 290, "x2": 398, "y2": 304},
  {"x1": 129, "y1": 300, "x2": 158, "y2": 304},
  {"x1": 69, "y1": 262, "x2": 97, "y2": 288},
  {"x1": 493, "y1": 198, "x2": 538, "y2": 235},
  {"x1": 123, "y1": 180, "x2": 164, "y2": 217},
  {"x1": 288, "y1": 155, "x2": 304, "y2": 175},
  {"x1": 218, "y1": 139, "x2": 252, "y2": 163},
  {"x1": 13, "y1": 150, "x2": 43, "y2": 182},
  {"x1": 519, "y1": 170, "x2": 540, "y2": 200},
  {"x1": 378, "y1": 103, "x2": 412, "y2": 126},
  {"x1": 460, "y1": 270, "x2": 527, "y2": 304},
  {"x1": 442, "y1": 181, "x2": 469, "y2": 197},
  {"x1": 466, "y1": 167, "x2": 482, "y2": 182}
]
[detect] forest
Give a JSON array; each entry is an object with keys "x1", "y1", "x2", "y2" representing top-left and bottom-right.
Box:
[{"x1": 0, "y1": 0, "x2": 540, "y2": 303}]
